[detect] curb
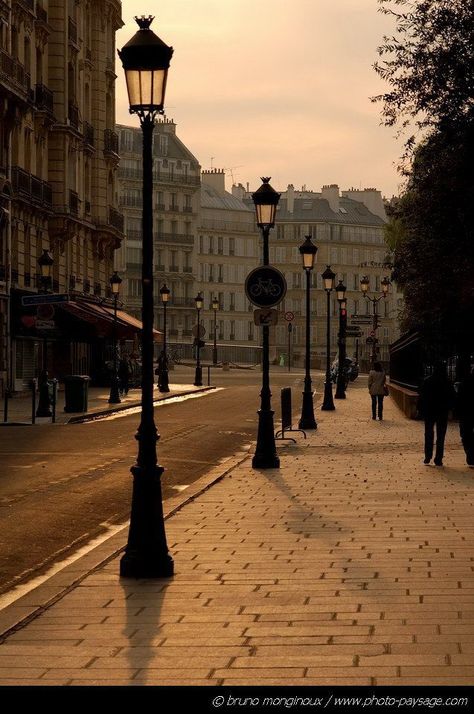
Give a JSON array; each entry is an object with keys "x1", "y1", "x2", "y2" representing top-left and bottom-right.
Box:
[
  {"x1": 66, "y1": 386, "x2": 217, "y2": 423},
  {"x1": 0, "y1": 446, "x2": 252, "y2": 642}
]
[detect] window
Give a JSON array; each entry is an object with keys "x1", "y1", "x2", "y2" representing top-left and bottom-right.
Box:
[
  {"x1": 229, "y1": 237, "x2": 235, "y2": 256},
  {"x1": 208, "y1": 236, "x2": 214, "y2": 254},
  {"x1": 159, "y1": 135, "x2": 168, "y2": 156},
  {"x1": 218, "y1": 236, "x2": 223, "y2": 255}
]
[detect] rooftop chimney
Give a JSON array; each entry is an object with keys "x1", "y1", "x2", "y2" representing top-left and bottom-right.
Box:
[
  {"x1": 321, "y1": 184, "x2": 340, "y2": 213},
  {"x1": 201, "y1": 168, "x2": 226, "y2": 196},
  {"x1": 287, "y1": 184, "x2": 295, "y2": 214},
  {"x1": 341, "y1": 187, "x2": 387, "y2": 220}
]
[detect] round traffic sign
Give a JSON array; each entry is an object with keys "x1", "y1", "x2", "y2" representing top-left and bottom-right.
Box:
[
  {"x1": 370, "y1": 329, "x2": 376, "y2": 337},
  {"x1": 284, "y1": 311, "x2": 294, "y2": 322},
  {"x1": 245, "y1": 266, "x2": 287, "y2": 308}
]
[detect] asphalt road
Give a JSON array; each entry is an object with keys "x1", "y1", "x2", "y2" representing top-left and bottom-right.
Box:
[{"x1": 0, "y1": 366, "x2": 318, "y2": 595}]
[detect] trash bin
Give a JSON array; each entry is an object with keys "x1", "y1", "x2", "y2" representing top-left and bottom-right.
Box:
[{"x1": 63, "y1": 375, "x2": 90, "y2": 413}]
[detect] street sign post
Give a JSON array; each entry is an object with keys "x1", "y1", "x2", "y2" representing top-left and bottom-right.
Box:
[
  {"x1": 21, "y1": 293, "x2": 70, "y2": 307},
  {"x1": 245, "y1": 266, "x2": 287, "y2": 308}
]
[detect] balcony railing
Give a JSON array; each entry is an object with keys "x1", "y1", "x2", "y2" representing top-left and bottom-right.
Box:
[
  {"x1": 109, "y1": 206, "x2": 124, "y2": 233},
  {"x1": 83, "y1": 122, "x2": 94, "y2": 147},
  {"x1": 155, "y1": 232, "x2": 193, "y2": 244},
  {"x1": 172, "y1": 297, "x2": 195, "y2": 307},
  {"x1": 11, "y1": 167, "x2": 52, "y2": 208},
  {"x1": 69, "y1": 189, "x2": 79, "y2": 215},
  {"x1": 156, "y1": 202, "x2": 165, "y2": 210},
  {"x1": 0, "y1": 50, "x2": 29, "y2": 95},
  {"x1": 118, "y1": 166, "x2": 141, "y2": 180},
  {"x1": 169, "y1": 264, "x2": 179, "y2": 272},
  {"x1": 35, "y1": 83, "x2": 54, "y2": 114},
  {"x1": 183, "y1": 266, "x2": 193, "y2": 273},
  {"x1": 169, "y1": 328, "x2": 178, "y2": 336},
  {"x1": 182, "y1": 329, "x2": 192, "y2": 336},
  {"x1": 68, "y1": 101, "x2": 79, "y2": 130},
  {"x1": 119, "y1": 195, "x2": 141, "y2": 207},
  {"x1": 104, "y1": 129, "x2": 119, "y2": 154},
  {"x1": 153, "y1": 172, "x2": 200, "y2": 186},
  {"x1": 155, "y1": 264, "x2": 165, "y2": 271}
]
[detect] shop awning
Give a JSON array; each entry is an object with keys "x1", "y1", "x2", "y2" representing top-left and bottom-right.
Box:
[{"x1": 61, "y1": 299, "x2": 162, "y2": 342}]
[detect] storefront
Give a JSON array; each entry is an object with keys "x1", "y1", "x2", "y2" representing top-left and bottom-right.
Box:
[{"x1": 11, "y1": 290, "x2": 161, "y2": 390}]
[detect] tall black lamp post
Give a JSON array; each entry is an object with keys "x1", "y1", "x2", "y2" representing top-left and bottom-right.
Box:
[
  {"x1": 159, "y1": 283, "x2": 170, "y2": 392},
  {"x1": 360, "y1": 275, "x2": 390, "y2": 366},
  {"x1": 335, "y1": 279, "x2": 347, "y2": 399},
  {"x1": 298, "y1": 235, "x2": 318, "y2": 430},
  {"x1": 108, "y1": 271, "x2": 122, "y2": 404},
  {"x1": 321, "y1": 264, "x2": 336, "y2": 411},
  {"x1": 212, "y1": 296, "x2": 219, "y2": 366},
  {"x1": 36, "y1": 249, "x2": 54, "y2": 417},
  {"x1": 252, "y1": 177, "x2": 280, "y2": 469},
  {"x1": 118, "y1": 15, "x2": 174, "y2": 578},
  {"x1": 194, "y1": 292, "x2": 203, "y2": 386}
]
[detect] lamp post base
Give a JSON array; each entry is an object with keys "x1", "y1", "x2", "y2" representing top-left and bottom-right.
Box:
[
  {"x1": 108, "y1": 375, "x2": 121, "y2": 404},
  {"x1": 194, "y1": 365, "x2": 202, "y2": 387},
  {"x1": 334, "y1": 377, "x2": 346, "y2": 399},
  {"x1": 252, "y1": 408, "x2": 280, "y2": 469},
  {"x1": 120, "y1": 463, "x2": 174, "y2": 579},
  {"x1": 321, "y1": 380, "x2": 336, "y2": 411},
  {"x1": 299, "y1": 389, "x2": 317, "y2": 430}
]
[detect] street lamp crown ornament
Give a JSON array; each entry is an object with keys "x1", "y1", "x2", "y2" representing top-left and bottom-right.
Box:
[
  {"x1": 299, "y1": 235, "x2": 318, "y2": 271},
  {"x1": 251, "y1": 177, "x2": 281, "y2": 229},
  {"x1": 118, "y1": 16, "x2": 174, "y2": 116}
]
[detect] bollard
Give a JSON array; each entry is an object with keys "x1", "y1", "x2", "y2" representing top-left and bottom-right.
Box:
[
  {"x1": 275, "y1": 387, "x2": 307, "y2": 442},
  {"x1": 52, "y1": 379, "x2": 58, "y2": 423},
  {"x1": 31, "y1": 379, "x2": 37, "y2": 425},
  {"x1": 207, "y1": 365, "x2": 211, "y2": 386}
]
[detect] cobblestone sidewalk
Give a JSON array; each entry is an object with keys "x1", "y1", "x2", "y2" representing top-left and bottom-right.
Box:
[{"x1": 0, "y1": 384, "x2": 473, "y2": 686}]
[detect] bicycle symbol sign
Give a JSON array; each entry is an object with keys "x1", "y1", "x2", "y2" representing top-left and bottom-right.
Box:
[{"x1": 245, "y1": 266, "x2": 287, "y2": 308}]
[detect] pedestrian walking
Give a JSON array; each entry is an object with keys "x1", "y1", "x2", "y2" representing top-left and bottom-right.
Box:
[
  {"x1": 417, "y1": 363, "x2": 456, "y2": 466},
  {"x1": 155, "y1": 350, "x2": 167, "y2": 391},
  {"x1": 456, "y1": 365, "x2": 474, "y2": 468},
  {"x1": 368, "y1": 361, "x2": 387, "y2": 421},
  {"x1": 118, "y1": 356, "x2": 131, "y2": 396}
]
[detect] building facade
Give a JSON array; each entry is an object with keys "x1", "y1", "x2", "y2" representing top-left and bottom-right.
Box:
[
  {"x1": 0, "y1": 0, "x2": 124, "y2": 393},
  {"x1": 233, "y1": 182, "x2": 401, "y2": 369},
  {"x1": 197, "y1": 169, "x2": 260, "y2": 364},
  {"x1": 116, "y1": 118, "x2": 201, "y2": 350}
]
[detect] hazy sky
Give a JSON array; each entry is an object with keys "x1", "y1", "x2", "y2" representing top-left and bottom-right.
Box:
[{"x1": 116, "y1": 0, "x2": 403, "y2": 197}]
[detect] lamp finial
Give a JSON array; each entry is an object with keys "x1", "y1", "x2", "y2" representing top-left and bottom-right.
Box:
[{"x1": 135, "y1": 15, "x2": 154, "y2": 30}]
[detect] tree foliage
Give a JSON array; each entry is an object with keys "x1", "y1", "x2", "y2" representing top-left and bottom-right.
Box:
[
  {"x1": 388, "y1": 118, "x2": 474, "y2": 351},
  {"x1": 373, "y1": 0, "x2": 474, "y2": 161}
]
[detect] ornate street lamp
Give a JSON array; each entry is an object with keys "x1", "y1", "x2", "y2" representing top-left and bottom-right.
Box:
[
  {"x1": 212, "y1": 296, "x2": 219, "y2": 367},
  {"x1": 158, "y1": 283, "x2": 170, "y2": 392},
  {"x1": 194, "y1": 292, "x2": 203, "y2": 386},
  {"x1": 118, "y1": 15, "x2": 174, "y2": 578},
  {"x1": 36, "y1": 250, "x2": 54, "y2": 418},
  {"x1": 334, "y1": 279, "x2": 347, "y2": 400},
  {"x1": 298, "y1": 235, "x2": 318, "y2": 430},
  {"x1": 108, "y1": 271, "x2": 122, "y2": 404},
  {"x1": 321, "y1": 264, "x2": 336, "y2": 411},
  {"x1": 360, "y1": 275, "x2": 391, "y2": 366},
  {"x1": 251, "y1": 177, "x2": 280, "y2": 469}
]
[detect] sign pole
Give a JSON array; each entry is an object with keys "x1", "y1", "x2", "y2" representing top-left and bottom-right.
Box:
[{"x1": 288, "y1": 323, "x2": 291, "y2": 373}]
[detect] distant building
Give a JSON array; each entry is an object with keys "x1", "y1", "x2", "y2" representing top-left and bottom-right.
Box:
[
  {"x1": 116, "y1": 118, "x2": 201, "y2": 346},
  {"x1": 0, "y1": 0, "x2": 125, "y2": 392},
  {"x1": 198, "y1": 169, "x2": 260, "y2": 364},
  {"x1": 234, "y1": 182, "x2": 401, "y2": 368}
]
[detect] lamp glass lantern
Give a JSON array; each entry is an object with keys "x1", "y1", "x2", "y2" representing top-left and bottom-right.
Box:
[
  {"x1": 381, "y1": 276, "x2": 390, "y2": 295},
  {"x1": 360, "y1": 275, "x2": 370, "y2": 293},
  {"x1": 118, "y1": 15, "x2": 174, "y2": 115},
  {"x1": 322, "y1": 265, "x2": 336, "y2": 291},
  {"x1": 299, "y1": 235, "x2": 318, "y2": 271},
  {"x1": 160, "y1": 283, "x2": 170, "y2": 303},
  {"x1": 336, "y1": 279, "x2": 347, "y2": 302},
  {"x1": 212, "y1": 296, "x2": 219, "y2": 311},
  {"x1": 251, "y1": 177, "x2": 280, "y2": 229},
  {"x1": 195, "y1": 293, "x2": 203, "y2": 310},
  {"x1": 38, "y1": 249, "x2": 53, "y2": 279},
  {"x1": 110, "y1": 271, "x2": 122, "y2": 295}
]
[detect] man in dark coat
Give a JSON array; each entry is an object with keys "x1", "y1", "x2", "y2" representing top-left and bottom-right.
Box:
[
  {"x1": 417, "y1": 363, "x2": 456, "y2": 466},
  {"x1": 456, "y1": 366, "x2": 474, "y2": 468}
]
